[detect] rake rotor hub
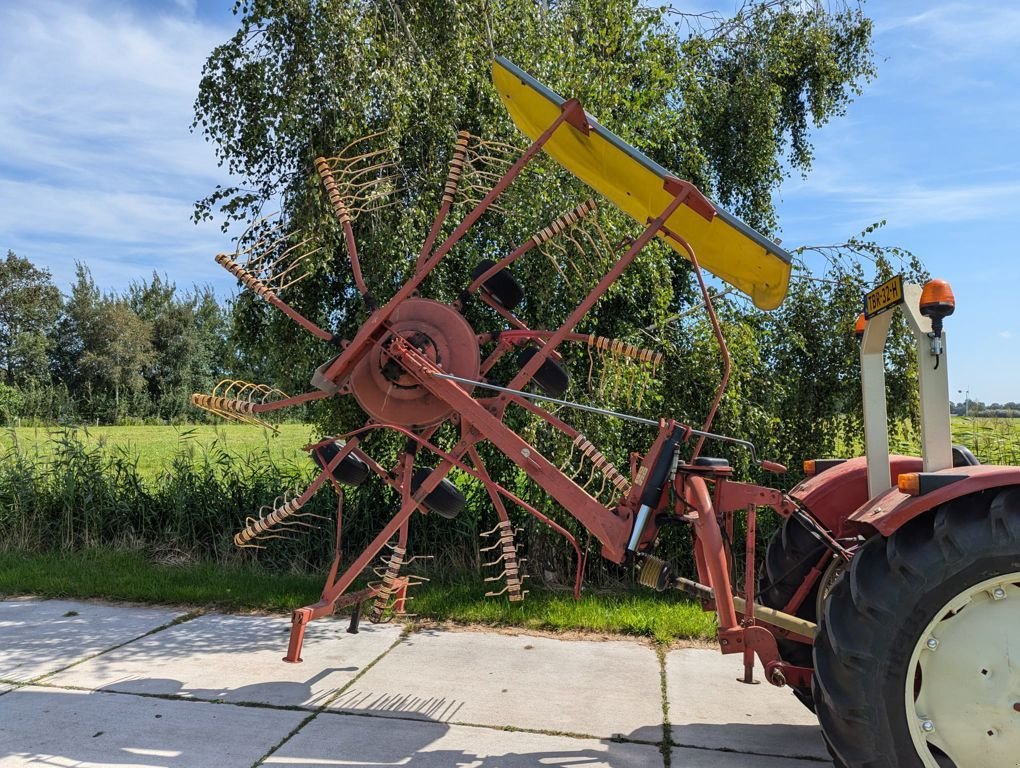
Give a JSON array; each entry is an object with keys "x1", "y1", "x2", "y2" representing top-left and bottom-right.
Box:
[{"x1": 349, "y1": 298, "x2": 480, "y2": 428}]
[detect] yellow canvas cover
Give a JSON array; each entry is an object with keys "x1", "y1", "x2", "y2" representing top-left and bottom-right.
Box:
[{"x1": 492, "y1": 57, "x2": 792, "y2": 311}]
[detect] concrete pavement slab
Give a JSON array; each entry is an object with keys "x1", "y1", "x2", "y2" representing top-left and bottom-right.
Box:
[
  {"x1": 263, "y1": 710, "x2": 665, "y2": 767},
  {"x1": 0, "y1": 598, "x2": 186, "y2": 683},
  {"x1": 47, "y1": 612, "x2": 403, "y2": 708},
  {"x1": 0, "y1": 685, "x2": 307, "y2": 767},
  {"x1": 330, "y1": 629, "x2": 663, "y2": 738},
  {"x1": 666, "y1": 649, "x2": 827, "y2": 761}
]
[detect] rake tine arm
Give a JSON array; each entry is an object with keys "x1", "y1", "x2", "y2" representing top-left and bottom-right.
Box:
[
  {"x1": 423, "y1": 103, "x2": 581, "y2": 277},
  {"x1": 417, "y1": 131, "x2": 471, "y2": 272},
  {"x1": 250, "y1": 389, "x2": 333, "y2": 413},
  {"x1": 464, "y1": 200, "x2": 596, "y2": 300},
  {"x1": 507, "y1": 190, "x2": 693, "y2": 396},
  {"x1": 215, "y1": 252, "x2": 334, "y2": 342},
  {"x1": 314, "y1": 157, "x2": 371, "y2": 306}
]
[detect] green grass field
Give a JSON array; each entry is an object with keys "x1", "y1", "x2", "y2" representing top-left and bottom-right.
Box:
[
  {"x1": 4, "y1": 417, "x2": 1019, "y2": 480},
  {"x1": 1, "y1": 423, "x2": 318, "y2": 479},
  {"x1": 3, "y1": 416, "x2": 1016, "y2": 643}
]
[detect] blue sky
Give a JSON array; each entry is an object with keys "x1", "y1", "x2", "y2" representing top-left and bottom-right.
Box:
[{"x1": 1, "y1": 1, "x2": 1017, "y2": 403}]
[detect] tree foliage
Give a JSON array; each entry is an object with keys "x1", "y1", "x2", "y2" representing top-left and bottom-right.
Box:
[
  {"x1": 193, "y1": 1, "x2": 885, "y2": 460},
  {"x1": 0, "y1": 251, "x2": 62, "y2": 386},
  {"x1": 2, "y1": 258, "x2": 232, "y2": 426}
]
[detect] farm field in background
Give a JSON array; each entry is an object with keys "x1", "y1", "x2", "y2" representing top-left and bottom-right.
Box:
[
  {"x1": 948, "y1": 416, "x2": 1020, "y2": 464},
  {"x1": 1, "y1": 423, "x2": 318, "y2": 479},
  {"x1": 3, "y1": 418, "x2": 1020, "y2": 479}
]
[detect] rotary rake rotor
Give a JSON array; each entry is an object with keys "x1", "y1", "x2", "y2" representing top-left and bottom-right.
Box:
[
  {"x1": 196, "y1": 58, "x2": 804, "y2": 673},
  {"x1": 191, "y1": 57, "x2": 1020, "y2": 768}
]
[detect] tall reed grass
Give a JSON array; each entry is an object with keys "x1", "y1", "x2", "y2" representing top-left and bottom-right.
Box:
[
  {"x1": 0, "y1": 429, "x2": 621, "y2": 583},
  {"x1": 4, "y1": 418, "x2": 1015, "y2": 587}
]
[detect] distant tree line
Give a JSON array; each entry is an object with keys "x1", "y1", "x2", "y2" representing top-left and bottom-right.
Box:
[
  {"x1": 0, "y1": 249, "x2": 238, "y2": 425},
  {"x1": 951, "y1": 400, "x2": 1020, "y2": 419}
]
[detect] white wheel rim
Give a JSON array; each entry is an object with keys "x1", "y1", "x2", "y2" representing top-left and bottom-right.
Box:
[
  {"x1": 815, "y1": 557, "x2": 844, "y2": 621},
  {"x1": 906, "y1": 572, "x2": 1020, "y2": 768}
]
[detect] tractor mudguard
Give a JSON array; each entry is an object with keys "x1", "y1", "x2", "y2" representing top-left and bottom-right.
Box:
[
  {"x1": 789, "y1": 454, "x2": 921, "y2": 536},
  {"x1": 849, "y1": 464, "x2": 1020, "y2": 535}
]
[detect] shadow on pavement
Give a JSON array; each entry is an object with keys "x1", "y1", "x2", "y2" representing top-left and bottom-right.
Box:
[{"x1": 0, "y1": 684, "x2": 667, "y2": 768}]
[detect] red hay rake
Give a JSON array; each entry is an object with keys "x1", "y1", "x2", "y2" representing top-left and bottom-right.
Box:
[
  {"x1": 195, "y1": 58, "x2": 1020, "y2": 768},
  {"x1": 194, "y1": 58, "x2": 808, "y2": 683}
]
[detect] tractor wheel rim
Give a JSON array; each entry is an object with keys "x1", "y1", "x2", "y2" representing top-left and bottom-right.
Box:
[
  {"x1": 906, "y1": 572, "x2": 1020, "y2": 768},
  {"x1": 814, "y1": 556, "x2": 844, "y2": 621}
]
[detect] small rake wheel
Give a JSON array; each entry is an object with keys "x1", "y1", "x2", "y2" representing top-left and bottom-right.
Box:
[
  {"x1": 472, "y1": 258, "x2": 523, "y2": 310},
  {"x1": 517, "y1": 347, "x2": 571, "y2": 399},
  {"x1": 813, "y1": 488, "x2": 1020, "y2": 768},
  {"x1": 311, "y1": 441, "x2": 370, "y2": 486},
  {"x1": 411, "y1": 468, "x2": 467, "y2": 520}
]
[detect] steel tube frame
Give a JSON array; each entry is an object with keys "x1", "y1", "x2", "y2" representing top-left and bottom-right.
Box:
[{"x1": 257, "y1": 89, "x2": 803, "y2": 683}]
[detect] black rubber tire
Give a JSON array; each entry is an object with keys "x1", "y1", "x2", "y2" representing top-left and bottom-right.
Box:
[
  {"x1": 311, "y1": 440, "x2": 370, "y2": 486},
  {"x1": 473, "y1": 259, "x2": 523, "y2": 310},
  {"x1": 411, "y1": 468, "x2": 466, "y2": 520},
  {"x1": 813, "y1": 488, "x2": 1020, "y2": 768},
  {"x1": 517, "y1": 347, "x2": 570, "y2": 399},
  {"x1": 757, "y1": 515, "x2": 829, "y2": 712}
]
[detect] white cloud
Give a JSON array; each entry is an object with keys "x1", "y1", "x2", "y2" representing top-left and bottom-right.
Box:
[
  {"x1": 0, "y1": 0, "x2": 236, "y2": 293},
  {"x1": 782, "y1": 172, "x2": 1020, "y2": 234},
  {"x1": 878, "y1": 3, "x2": 1020, "y2": 57},
  {"x1": 837, "y1": 180, "x2": 1020, "y2": 227}
]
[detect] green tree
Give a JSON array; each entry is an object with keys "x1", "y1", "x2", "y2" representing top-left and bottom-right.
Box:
[
  {"x1": 127, "y1": 274, "x2": 230, "y2": 420},
  {"x1": 78, "y1": 301, "x2": 155, "y2": 416},
  {"x1": 193, "y1": 0, "x2": 876, "y2": 425},
  {"x1": 51, "y1": 264, "x2": 103, "y2": 417},
  {"x1": 0, "y1": 251, "x2": 62, "y2": 386}
]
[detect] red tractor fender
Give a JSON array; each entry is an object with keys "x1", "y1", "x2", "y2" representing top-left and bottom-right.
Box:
[
  {"x1": 848, "y1": 464, "x2": 1020, "y2": 535},
  {"x1": 789, "y1": 455, "x2": 922, "y2": 537}
]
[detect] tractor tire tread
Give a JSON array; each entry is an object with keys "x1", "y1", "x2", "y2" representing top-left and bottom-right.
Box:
[{"x1": 813, "y1": 487, "x2": 1020, "y2": 768}]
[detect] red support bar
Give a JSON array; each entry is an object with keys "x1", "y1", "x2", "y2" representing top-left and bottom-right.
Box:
[
  {"x1": 684, "y1": 474, "x2": 738, "y2": 630},
  {"x1": 740, "y1": 503, "x2": 758, "y2": 684},
  {"x1": 341, "y1": 218, "x2": 369, "y2": 300},
  {"x1": 251, "y1": 388, "x2": 334, "y2": 413},
  {"x1": 660, "y1": 231, "x2": 730, "y2": 459}
]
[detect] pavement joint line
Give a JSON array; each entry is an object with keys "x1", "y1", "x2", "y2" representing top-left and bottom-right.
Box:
[
  {"x1": 667, "y1": 739, "x2": 832, "y2": 764},
  {"x1": 23, "y1": 607, "x2": 206, "y2": 686},
  {"x1": 319, "y1": 623, "x2": 412, "y2": 708},
  {"x1": 656, "y1": 644, "x2": 671, "y2": 768},
  {"x1": 19, "y1": 681, "x2": 320, "y2": 713},
  {"x1": 251, "y1": 711, "x2": 319, "y2": 768},
  {"x1": 250, "y1": 621, "x2": 415, "y2": 766},
  {"x1": 1, "y1": 679, "x2": 824, "y2": 762},
  {"x1": 20, "y1": 678, "x2": 671, "y2": 750}
]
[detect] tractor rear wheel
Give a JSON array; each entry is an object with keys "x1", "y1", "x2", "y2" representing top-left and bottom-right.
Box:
[
  {"x1": 758, "y1": 515, "x2": 831, "y2": 711},
  {"x1": 813, "y1": 488, "x2": 1020, "y2": 768}
]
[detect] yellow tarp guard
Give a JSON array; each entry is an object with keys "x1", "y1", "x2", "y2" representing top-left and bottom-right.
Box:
[{"x1": 492, "y1": 57, "x2": 792, "y2": 311}]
